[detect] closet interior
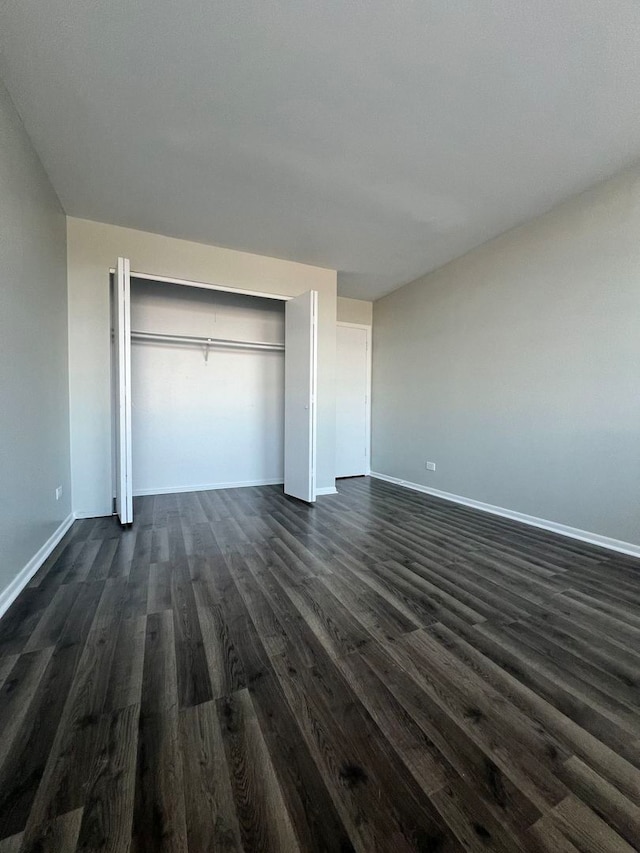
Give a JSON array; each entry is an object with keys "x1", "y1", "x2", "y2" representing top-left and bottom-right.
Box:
[{"x1": 130, "y1": 277, "x2": 286, "y2": 497}]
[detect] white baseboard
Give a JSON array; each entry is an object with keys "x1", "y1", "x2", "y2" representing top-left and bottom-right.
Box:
[
  {"x1": 0, "y1": 513, "x2": 75, "y2": 621},
  {"x1": 79, "y1": 480, "x2": 338, "y2": 509},
  {"x1": 369, "y1": 472, "x2": 640, "y2": 560},
  {"x1": 133, "y1": 478, "x2": 283, "y2": 497},
  {"x1": 316, "y1": 486, "x2": 339, "y2": 496}
]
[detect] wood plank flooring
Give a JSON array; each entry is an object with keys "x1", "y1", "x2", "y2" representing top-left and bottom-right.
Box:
[{"x1": 1, "y1": 477, "x2": 639, "y2": 851}]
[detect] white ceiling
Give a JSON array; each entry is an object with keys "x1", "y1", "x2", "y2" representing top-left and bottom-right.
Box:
[{"x1": 2, "y1": 1, "x2": 640, "y2": 299}]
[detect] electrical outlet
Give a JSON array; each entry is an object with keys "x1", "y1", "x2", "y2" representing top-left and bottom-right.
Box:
[
  {"x1": 55, "y1": 486, "x2": 63, "y2": 501},
  {"x1": 425, "y1": 461, "x2": 436, "y2": 472}
]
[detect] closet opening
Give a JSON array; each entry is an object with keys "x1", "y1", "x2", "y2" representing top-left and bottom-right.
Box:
[{"x1": 110, "y1": 260, "x2": 318, "y2": 525}]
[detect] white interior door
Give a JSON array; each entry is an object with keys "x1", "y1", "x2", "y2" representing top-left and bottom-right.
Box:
[
  {"x1": 336, "y1": 324, "x2": 370, "y2": 478},
  {"x1": 284, "y1": 290, "x2": 318, "y2": 502},
  {"x1": 113, "y1": 257, "x2": 133, "y2": 524}
]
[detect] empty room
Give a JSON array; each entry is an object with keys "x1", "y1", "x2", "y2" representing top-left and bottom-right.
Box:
[{"x1": 1, "y1": 2, "x2": 640, "y2": 851}]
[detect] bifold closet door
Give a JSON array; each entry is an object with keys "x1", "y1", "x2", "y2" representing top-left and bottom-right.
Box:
[
  {"x1": 284, "y1": 290, "x2": 318, "y2": 503},
  {"x1": 113, "y1": 257, "x2": 133, "y2": 525}
]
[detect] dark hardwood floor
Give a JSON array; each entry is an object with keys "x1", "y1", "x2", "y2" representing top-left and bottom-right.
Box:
[{"x1": 0, "y1": 477, "x2": 639, "y2": 852}]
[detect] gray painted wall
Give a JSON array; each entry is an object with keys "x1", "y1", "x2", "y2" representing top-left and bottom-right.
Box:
[
  {"x1": 372, "y1": 165, "x2": 640, "y2": 546},
  {"x1": 0, "y1": 82, "x2": 71, "y2": 600},
  {"x1": 337, "y1": 297, "x2": 373, "y2": 326}
]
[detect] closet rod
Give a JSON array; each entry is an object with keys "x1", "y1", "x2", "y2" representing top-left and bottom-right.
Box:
[{"x1": 130, "y1": 330, "x2": 284, "y2": 351}]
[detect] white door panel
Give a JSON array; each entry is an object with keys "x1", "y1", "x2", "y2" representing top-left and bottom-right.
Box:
[
  {"x1": 336, "y1": 325, "x2": 369, "y2": 478},
  {"x1": 114, "y1": 257, "x2": 133, "y2": 524},
  {"x1": 284, "y1": 290, "x2": 318, "y2": 502}
]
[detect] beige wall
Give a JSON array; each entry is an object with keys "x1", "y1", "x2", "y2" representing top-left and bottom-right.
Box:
[
  {"x1": 67, "y1": 218, "x2": 337, "y2": 516},
  {"x1": 337, "y1": 296, "x2": 373, "y2": 325},
  {"x1": 373, "y1": 165, "x2": 640, "y2": 547},
  {"x1": 0, "y1": 81, "x2": 70, "y2": 606}
]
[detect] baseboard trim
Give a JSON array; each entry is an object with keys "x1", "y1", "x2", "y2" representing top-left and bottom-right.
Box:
[
  {"x1": 133, "y1": 478, "x2": 284, "y2": 497},
  {"x1": 0, "y1": 513, "x2": 75, "y2": 621},
  {"x1": 316, "y1": 486, "x2": 339, "y2": 496},
  {"x1": 369, "y1": 472, "x2": 640, "y2": 559},
  {"x1": 79, "y1": 479, "x2": 338, "y2": 507}
]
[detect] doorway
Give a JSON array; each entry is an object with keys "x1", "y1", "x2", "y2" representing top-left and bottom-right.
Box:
[{"x1": 335, "y1": 322, "x2": 371, "y2": 478}]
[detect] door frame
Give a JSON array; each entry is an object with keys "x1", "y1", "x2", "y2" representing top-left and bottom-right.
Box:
[
  {"x1": 336, "y1": 321, "x2": 372, "y2": 476},
  {"x1": 110, "y1": 265, "x2": 316, "y2": 511}
]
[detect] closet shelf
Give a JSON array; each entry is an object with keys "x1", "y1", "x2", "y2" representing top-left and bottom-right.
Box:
[{"x1": 131, "y1": 329, "x2": 284, "y2": 352}]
